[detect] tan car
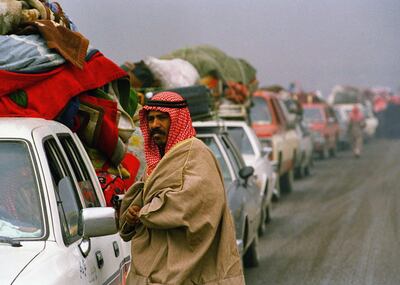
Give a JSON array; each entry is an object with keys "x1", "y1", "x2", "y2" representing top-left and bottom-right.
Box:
[{"x1": 250, "y1": 90, "x2": 300, "y2": 195}]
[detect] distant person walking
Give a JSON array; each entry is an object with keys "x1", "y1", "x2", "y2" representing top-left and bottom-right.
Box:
[
  {"x1": 119, "y1": 91, "x2": 244, "y2": 285},
  {"x1": 348, "y1": 105, "x2": 365, "y2": 158}
]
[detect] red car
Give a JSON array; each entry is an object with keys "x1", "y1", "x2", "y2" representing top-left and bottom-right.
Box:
[{"x1": 302, "y1": 103, "x2": 339, "y2": 159}]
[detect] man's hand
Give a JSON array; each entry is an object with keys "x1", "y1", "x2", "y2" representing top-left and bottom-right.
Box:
[{"x1": 125, "y1": 204, "x2": 141, "y2": 226}]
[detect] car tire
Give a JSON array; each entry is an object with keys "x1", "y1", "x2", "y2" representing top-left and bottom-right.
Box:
[
  {"x1": 310, "y1": 152, "x2": 315, "y2": 167},
  {"x1": 258, "y1": 199, "x2": 271, "y2": 236},
  {"x1": 297, "y1": 152, "x2": 306, "y2": 179},
  {"x1": 265, "y1": 205, "x2": 271, "y2": 224},
  {"x1": 272, "y1": 179, "x2": 280, "y2": 202},
  {"x1": 280, "y1": 169, "x2": 294, "y2": 193},
  {"x1": 258, "y1": 207, "x2": 267, "y2": 236},
  {"x1": 329, "y1": 143, "x2": 337, "y2": 157},
  {"x1": 295, "y1": 165, "x2": 306, "y2": 179},
  {"x1": 294, "y1": 166, "x2": 302, "y2": 179},
  {"x1": 304, "y1": 160, "x2": 311, "y2": 176},
  {"x1": 243, "y1": 234, "x2": 260, "y2": 268},
  {"x1": 320, "y1": 146, "x2": 329, "y2": 159}
]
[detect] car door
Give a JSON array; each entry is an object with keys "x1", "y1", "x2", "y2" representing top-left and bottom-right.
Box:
[
  {"x1": 270, "y1": 97, "x2": 291, "y2": 172},
  {"x1": 325, "y1": 106, "x2": 338, "y2": 147},
  {"x1": 220, "y1": 134, "x2": 261, "y2": 242},
  {"x1": 33, "y1": 127, "x2": 127, "y2": 285},
  {"x1": 277, "y1": 98, "x2": 299, "y2": 166},
  {"x1": 196, "y1": 134, "x2": 246, "y2": 253},
  {"x1": 39, "y1": 133, "x2": 100, "y2": 284},
  {"x1": 57, "y1": 133, "x2": 130, "y2": 284},
  {"x1": 226, "y1": 125, "x2": 264, "y2": 194},
  {"x1": 69, "y1": 132, "x2": 131, "y2": 282}
]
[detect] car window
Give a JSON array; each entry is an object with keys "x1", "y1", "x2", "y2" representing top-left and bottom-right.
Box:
[
  {"x1": 44, "y1": 138, "x2": 82, "y2": 245},
  {"x1": 303, "y1": 107, "x2": 324, "y2": 123},
  {"x1": 58, "y1": 134, "x2": 100, "y2": 208},
  {"x1": 198, "y1": 136, "x2": 233, "y2": 186},
  {"x1": 221, "y1": 135, "x2": 245, "y2": 174},
  {"x1": 269, "y1": 98, "x2": 285, "y2": 125},
  {"x1": 226, "y1": 126, "x2": 255, "y2": 155},
  {"x1": 250, "y1": 96, "x2": 271, "y2": 122},
  {"x1": 277, "y1": 99, "x2": 291, "y2": 121},
  {"x1": 333, "y1": 90, "x2": 359, "y2": 104},
  {"x1": 0, "y1": 141, "x2": 44, "y2": 239},
  {"x1": 326, "y1": 107, "x2": 336, "y2": 121}
]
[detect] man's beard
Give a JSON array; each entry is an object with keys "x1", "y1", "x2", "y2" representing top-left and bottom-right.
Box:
[{"x1": 150, "y1": 128, "x2": 166, "y2": 137}]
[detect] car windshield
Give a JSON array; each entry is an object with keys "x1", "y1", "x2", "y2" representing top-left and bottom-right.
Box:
[
  {"x1": 333, "y1": 91, "x2": 360, "y2": 104},
  {"x1": 198, "y1": 136, "x2": 233, "y2": 186},
  {"x1": 0, "y1": 141, "x2": 44, "y2": 239},
  {"x1": 226, "y1": 127, "x2": 255, "y2": 155},
  {"x1": 250, "y1": 96, "x2": 271, "y2": 123},
  {"x1": 303, "y1": 107, "x2": 324, "y2": 123}
]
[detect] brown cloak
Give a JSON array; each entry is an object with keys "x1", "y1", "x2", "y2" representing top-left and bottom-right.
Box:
[{"x1": 119, "y1": 137, "x2": 244, "y2": 285}]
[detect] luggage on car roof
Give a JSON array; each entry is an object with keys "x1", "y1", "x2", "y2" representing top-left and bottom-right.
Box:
[{"x1": 154, "y1": 85, "x2": 213, "y2": 121}]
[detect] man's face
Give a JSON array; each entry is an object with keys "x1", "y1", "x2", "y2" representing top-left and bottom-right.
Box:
[{"x1": 147, "y1": 110, "x2": 171, "y2": 147}]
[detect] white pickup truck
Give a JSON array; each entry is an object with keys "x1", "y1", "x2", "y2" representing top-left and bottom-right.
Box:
[{"x1": 0, "y1": 118, "x2": 130, "y2": 285}]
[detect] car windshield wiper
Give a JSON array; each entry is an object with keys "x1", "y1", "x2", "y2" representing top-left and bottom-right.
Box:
[{"x1": 0, "y1": 236, "x2": 22, "y2": 247}]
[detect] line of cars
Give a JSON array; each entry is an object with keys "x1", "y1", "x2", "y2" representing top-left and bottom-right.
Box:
[
  {"x1": 191, "y1": 89, "x2": 315, "y2": 268},
  {"x1": 192, "y1": 86, "x2": 380, "y2": 269},
  {"x1": 193, "y1": 120, "x2": 276, "y2": 267}
]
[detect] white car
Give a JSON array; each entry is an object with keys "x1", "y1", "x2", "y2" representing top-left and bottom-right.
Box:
[
  {"x1": 193, "y1": 120, "x2": 277, "y2": 235},
  {"x1": 334, "y1": 103, "x2": 379, "y2": 140},
  {"x1": 196, "y1": 131, "x2": 262, "y2": 267},
  {"x1": 361, "y1": 102, "x2": 379, "y2": 139},
  {"x1": 294, "y1": 122, "x2": 313, "y2": 178},
  {"x1": 0, "y1": 118, "x2": 130, "y2": 285}
]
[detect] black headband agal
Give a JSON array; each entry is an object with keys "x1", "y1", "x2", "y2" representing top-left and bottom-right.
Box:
[{"x1": 146, "y1": 99, "x2": 188, "y2": 108}]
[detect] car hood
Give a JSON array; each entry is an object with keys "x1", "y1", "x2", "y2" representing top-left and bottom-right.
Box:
[
  {"x1": 252, "y1": 123, "x2": 278, "y2": 137},
  {"x1": 0, "y1": 241, "x2": 45, "y2": 284}
]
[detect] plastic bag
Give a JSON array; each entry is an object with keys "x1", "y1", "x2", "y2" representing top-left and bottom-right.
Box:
[{"x1": 144, "y1": 56, "x2": 199, "y2": 89}]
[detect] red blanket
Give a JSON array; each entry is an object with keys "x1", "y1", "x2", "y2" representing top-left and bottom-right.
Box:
[{"x1": 0, "y1": 52, "x2": 127, "y2": 119}]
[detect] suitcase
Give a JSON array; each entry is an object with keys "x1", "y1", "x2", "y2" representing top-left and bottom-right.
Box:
[{"x1": 153, "y1": 85, "x2": 213, "y2": 121}]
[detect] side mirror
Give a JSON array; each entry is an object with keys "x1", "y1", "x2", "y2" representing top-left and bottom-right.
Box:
[
  {"x1": 239, "y1": 166, "x2": 254, "y2": 180},
  {"x1": 80, "y1": 207, "x2": 118, "y2": 238}
]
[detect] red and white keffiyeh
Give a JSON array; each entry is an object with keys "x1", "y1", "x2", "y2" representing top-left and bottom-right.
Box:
[
  {"x1": 349, "y1": 105, "x2": 364, "y2": 122},
  {"x1": 139, "y1": 91, "x2": 196, "y2": 176}
]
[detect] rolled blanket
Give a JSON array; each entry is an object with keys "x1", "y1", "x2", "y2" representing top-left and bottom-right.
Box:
[
  {"x1": 24, "y1": 20, "x2": 89, "y2": 69},
  {"x1": 0, "y1": 34, "x2": 65, "y2": 72},
  {"x1": 0, "y1": 0, "x2": 73, "y2": 35}
]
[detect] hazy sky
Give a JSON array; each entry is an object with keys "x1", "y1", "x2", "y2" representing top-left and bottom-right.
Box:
[{"x1": 57, "y1": 0, "x2": 400, "y2": 96}]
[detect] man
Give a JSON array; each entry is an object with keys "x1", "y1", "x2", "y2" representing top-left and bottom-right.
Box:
[
  {"x1": 348, "y1": 105, "x2": 365, "y2": 158},
  {"x1": 119, "y1": 91, "x2": 244, "y2": 285}
]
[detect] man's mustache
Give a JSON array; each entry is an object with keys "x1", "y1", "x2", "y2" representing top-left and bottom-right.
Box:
[{"x1": 150, "y1": 128, "x2": 166, "y2": 136}]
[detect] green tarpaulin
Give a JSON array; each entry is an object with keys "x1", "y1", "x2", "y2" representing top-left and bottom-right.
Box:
[{"x1": 161, "y1": 45, "x2": 256, "y2": 85}]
